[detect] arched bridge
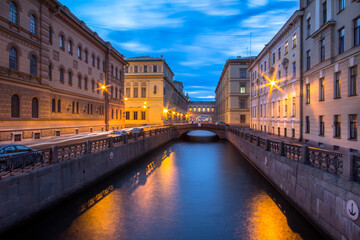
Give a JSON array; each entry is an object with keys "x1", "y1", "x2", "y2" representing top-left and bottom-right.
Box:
[{"x1": 173, "y1": 123, "x2": 227, "y2": 139}]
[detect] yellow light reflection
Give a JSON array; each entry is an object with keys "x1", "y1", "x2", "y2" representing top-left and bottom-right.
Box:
[
  {"x1": 244, "y1": 192, "x2": 302, "y2": 240},
  {"x1": 163, "y1": 109, "x2": 168, "y2": 113}
]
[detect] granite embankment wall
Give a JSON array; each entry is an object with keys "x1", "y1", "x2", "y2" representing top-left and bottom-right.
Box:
[
  {"x1": 0, "y1": 131, "x2": 174, "y2": 233},
  {"x1": 227, "y1": 131, "x2": 360, "y2": 240}
]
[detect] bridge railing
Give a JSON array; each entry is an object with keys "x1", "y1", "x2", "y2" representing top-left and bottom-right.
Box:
[
  {"x1": 0, "y1": 126, "x2": 173, "y2": 179},
  {"x1": 228, "y1": 126, "x2": 359, "y2": 183}
]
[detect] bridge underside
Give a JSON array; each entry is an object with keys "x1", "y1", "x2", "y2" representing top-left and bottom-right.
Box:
[{"x1": 174, "y1": 124, "x2": 227, "y2": 139}]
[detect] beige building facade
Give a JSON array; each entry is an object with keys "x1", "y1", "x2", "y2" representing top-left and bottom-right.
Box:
[
  {"x1": 215, "y1": 57, "x2": 253, "y2": 126},
  {"x1": 187, "y1": 101, "x2": 215, "y2": 122},
  {"x1": 124, "y1": 56, "x2": 188, "y2": 126},
  {"x1": 249, "y1": 11, "x2": 303, "y2": 140},
  {"x1": 301, "y1": 0, "x2": 360, "y2": 151},
  {"x1": 0, "y1": 0, "x2": 127, "y2": 142}
]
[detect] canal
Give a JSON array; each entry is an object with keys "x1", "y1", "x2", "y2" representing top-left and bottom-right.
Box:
[{"x1": 3, "y1": 131, "x2": 325, "y2": 240}]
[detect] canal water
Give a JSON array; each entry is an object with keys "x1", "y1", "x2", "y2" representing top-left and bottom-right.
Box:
[{"x1": 3, "y1": 131, "x2": 325, "y2": 240}]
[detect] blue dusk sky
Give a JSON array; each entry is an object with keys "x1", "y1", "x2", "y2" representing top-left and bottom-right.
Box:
[{"x1": 59, "y1": 0, "x2": 298, "y2": 101}]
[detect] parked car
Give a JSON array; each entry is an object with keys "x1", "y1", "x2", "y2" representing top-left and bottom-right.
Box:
[
  {"x1": 131, "y1": 128, "x2": 144, "y2": 134},
  {"x1": 216, "y1": 121, "x2": 229, "y2": 126},
  {"x1": 0, "y1": 144, "x2": 43, "y2": 171},
  {"x1": 107, "y1": 130, "x2": 128, "y2": 137}
]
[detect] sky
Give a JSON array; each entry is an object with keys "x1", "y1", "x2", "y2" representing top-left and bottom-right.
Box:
[{"x1": 60, "y1": 0, "x2": 299, "y2": 101}]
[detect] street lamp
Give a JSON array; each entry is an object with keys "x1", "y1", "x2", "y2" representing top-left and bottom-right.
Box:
[{"x1": 98, "y1": 82, "x2": 111, "y2": 131}]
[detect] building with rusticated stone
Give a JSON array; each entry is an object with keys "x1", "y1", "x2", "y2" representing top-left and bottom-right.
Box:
[
  {"x1": 215, "y1": 57, "x2": 254, "y2": 126},
  {"x1": 0, "y1": 0, "x2": 127, "y2": 142},
  {"x1": 124, "y1": 56, "x2": 188, "y2": 126}
]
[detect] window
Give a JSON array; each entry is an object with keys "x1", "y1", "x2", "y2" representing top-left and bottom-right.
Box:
[
  {"x1": 60, "y1": 35, "x2": 64, "y2": 49},
  {"x1": 68, "y1": 40, "x2": 72, "y2": 54},
  {"x1": 11, "y1": 94, "x2": 20, "y2": 118},
  {"x1": 349, "y1": 114, "x2": 358, "y2": 140},
  {"x1": 319, "y1": 115, "x2": 325, "y2": 136},
  {"x1": 116, "y1": 109, "x2": 118, "y2": 119},
  {"x1": 306, "y1": 83, "x2": 310, "y2": 104},
  {"x1": 338, "y1": 0, "x2": 345, "y2": 12},
  {"x1": 239, "y1": 99, "x2": 246, "y2": 108},
  {"x1": 284, "y1": 66, "x2": 288, "y2": 78},
  {"x1": 306, "y1": 50, "x2": 311, "y2": 70},
  {"x1": 32, "y1": 97, "x2": 38, "y2": 118},
  {"x1": 9, "y1": 47, "x2": 17, "y2": 70},
  {"x1": 305, "y1": 116, "x2": 310, "y2": 133},
  {"x1": 48, "y1": 64, "x2": 52, "y2": 80},
  {"x1": 320, "y1": 39, "x2": 325, "y2": 62},
  {"x1": 59, "y1": 69, "x2": 64, "y2": 83},
  {"x1": 355, "y1": 17, "x2": 360, "y2": 47},
  {"x1": 110, "y1": 86, "x2": 113, "y2": 98},
  {"x1": 84, "y1": 78, "x2": 88, "y2": 90},
  {"x1": 285, "y1": 42, "x2": 288, "y2": 54},
  {"x1": 278, "y1": 48, "x2": 281, "y2": 60},
  {"x1": 141, "y1": 87, "x2": 146, "y2": 98},
  {"x1": 284, "y1": 128, "x2": 287, "y2": 137},
  {"x1": 292, "y1": 129, "x2": 295, "y2": 138},
  {"x1": 68, "y1": 72, "x2": 72, "y2": 85},
  {"x1": 78, "y1": 75, "x2": 81, "y2": 88},
  {"x1": 133, "y1": 87, "x2": 138, "y2": 98},
  {"x1": 91, "y1": 80, "x2": 95, "y2": 91},
  {"x1": 72, "y1": 102, "x2": 75, "y2": 113},
  {"x1": 334, "y1": 72, "x2": 341, "y2": 99},
  {"x1": 78, "y1": 47, "x2": 82, "y2": 59},
  {"x1": 111, "y1": 108, "x2": 114, "y2": 119},
  {"x1": 52, "y1": 99, "x2": 56, "y2": 112},
  {"x1": 154, "y1": 85, "x2": 157, "y2": 94},
  {"x1": 126, "y1": 88, "x2": 130, "y2": 97},
  {"x1": 292, "y1": 97, "x2": 296, "y2": 117},
  {"x1": 240, "y1": 70, "x2": 246, "y2": 78},
  {"x1": 264, "y1": 61, "x2": 267, "y2": 71},
  {"x1": 76, "y1": 102, "x2": 79, "y2": 114},
  {"x1": 240, "y1": 84, "x2": 246, "y2": 93},
  {"x1": 272, "y1": 53, "x2": 275, "y2": 64},
  {"x1": 334, "y1": 115, "x2": 341, "y2": 138},
  {"x1": 278, "y1": 100, "x2": 280, "y2": 117},
  {"x1": 30, "y1": 15, "x2": 36, "y2": 34},
  {"x1": 84, "y1": 50, "x2": 88, "y2": 62},
  {"x1": 92, "y1": 55, "x2": 95, "y2": 66},
  {"x1": 115, "y1": 67, "x2": 118, "y2": 78},
  {"x1": 292, "y1": 62, "x2": 296, "y2": 77},
  {"x1": 9, "y1": 1, "x2": 17, "y2": 24},
  {"x1": 284, "y1": 99, "x2": 288, "y2": 116},
  {"x1": 97, "y1": 57, "x2": 100, "y2": 69},
  {"x1": 125, "y1": 111, "x2": 130, "y2": 120},
  {"x1": 240, "y1": 115, "x2": 246, "y2": 123},
  {"x1": 111, "y1": 65, "x2": 114, "y2": 76},
  {"x1": 349, "y1": 66, "x2": 357, "y2": 96},
  {"x1": 57, "y1": 99, "x2": 61, "y2": 112},
  {"x1": 307, "y1": 18, "x2": 311, "y2": 37},
  {"x1": 319, "y1": 77, "x2": 325, "y2": 101},
  {"x1": 133, "y1": 111, "x2": 138, "y2": 120},
  {"x1": 322, "y1": 1, "x2": 327, "y2": 25},
  {"x1": 48, "y1": 27, "x2": 52, "y2": 43},
  {"x1": 292, "y1": 34, "x2": 297, "y2": 48},
  {"x1": 144, "y1": 65, "x2": 147, "y2": 73},
  {"x1": 30, "y1": 55, "x2": 36, "y2": 76},
  {"x1": 153, "y1": 65, "x2": 157, "y2": 72},
  {"x1": 134, "y1": 66, "x2": 138, "y2": 73},
  {"x1": 125, "y1": 66, "x2": 128, "y2": 73},
  {"x1": 141, "y1": 111, "x2": 146, "y2": 120},
  {"x1": 339, "y1": 28, "x2": 345, "y2": 54}
]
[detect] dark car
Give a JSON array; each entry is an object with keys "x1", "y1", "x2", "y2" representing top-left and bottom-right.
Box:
[
  {"x1": 131, "y1": 128, "x2": 144, "y2": 134},
  {"x1": 0, "y1": 144, "x2": 42, "y2": 172},
  {"x1": 107, "y1": 130, "x2": 128, "y2": 138}
]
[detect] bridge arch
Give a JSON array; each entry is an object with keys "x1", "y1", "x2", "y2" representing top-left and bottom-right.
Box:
[{"x1": 174, "y1": 124, "x2": 226, "y2": 139}]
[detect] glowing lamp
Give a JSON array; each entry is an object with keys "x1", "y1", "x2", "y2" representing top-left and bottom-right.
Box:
[
  {"x1": 124, "y1": 97, "x2": 128, "y2": 101},
  {"x1": 163, "y1": 109, "x2": 168, "y2": 113},
  {"x1": 270, "y1": 80, "x2": 276, "y2": 86},
  {"x1": 101, "y1": 85, "x2": 106, "y2": 90}
]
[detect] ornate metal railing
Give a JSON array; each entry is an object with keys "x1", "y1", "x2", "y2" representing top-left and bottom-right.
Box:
[
  {"x1": 58, "y1": 143, "x2": 86, "y2": 162},
  {"x1": 283, "y1": 143, "x2": 302, "y2": 162},
  {"x1": 91, "y1": 138, "x2": 109, "y2": 152},
  {"x1": 259, "y1": 137, "x2": 266, "y2": 150},
  {"x1": 268, "y1": 140, "x2": 280, "y2": 154},
  {"x1": 354, "y1": 155, "x2": 360, "y2": 183},
  {"x1": 308, "y1": 147, "x2": 343, "y2": 176}
]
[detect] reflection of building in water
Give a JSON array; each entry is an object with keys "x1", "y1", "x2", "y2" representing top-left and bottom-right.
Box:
[{"x1": 187, "y1": 101, "x2": 215, "y2": 122}]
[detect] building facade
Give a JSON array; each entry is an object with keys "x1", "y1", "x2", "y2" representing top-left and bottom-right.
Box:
[
  {"x1": 0, "y1": 0, "x2": 127, "y2": 142},
  {"x1": 249, "y1": 11, "x2": 303, "y2": 139},
  {"x1": 301, "y1": 0, "x2": 360, "y2": 151},
  {"x1": 124, "y1": 56, "x2": 188, "y2": 126},
  {"x1": 187, "y1": 101, "x2": 215, "y2": 122},
  {"x1": 215, "y1": 57, "x2": 254, "y2": 126}
]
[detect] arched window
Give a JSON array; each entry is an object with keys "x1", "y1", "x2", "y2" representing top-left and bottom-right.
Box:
[
  {"x1": 116, "y1": 109, "x2": 118, "y2": 119},
  {"x1": 48, "y1": 27, "x2": 52, "y2": 43},
  {"x1": 78, "y1": 75, "x2": 82, "y2": 88},
  {"x1": 84, "y1": 50, "x2": 88, "y2": 62},
  {"x1": 60, "y1": 35, "x2": 64, "y2": 49},
  {"x1": 115, "y1": 87, "x2": 118, "y2": 98},
  {"x1": 78, "y1": 46, "x2": 82, "y2": 59},
  {"x1": 51, "y1": 99, "x2": 56, "y2": 112},
  {"x1": 76, "y1": 102, "x2": 79, "y2": 113},
  {"x1": 9, "y1": 1, "x2": 17, "y2": 24},
  {"x1": 68, "y1": 71, "x2": 72, "y2": 85},
  {"x1": 57, "y1": 99, "x2": 61, "y2": 112},
  {"x1": 72, "y1": 101, "x2": 75, "y2": 113},
  {"x1": 68, "y1": 40, "x2": 72, "y2": 54},
  {"x1": 11, "y1": 94, "x2": 20, "y2": 118},
  {"x1": 9, "y1": 47, "x2": 17, "y2": 70},
  {"x1": 115, "y1": 67, "x2": 118, "y2": 78},
  {"x1": 111, "y1": 108, "x2": 114, "y2": 119},
  {"x1": 48, "y1": 64, "x2": 52, "y2": 80},
  {"x1": 32, "y1": 97, "x2": 39, "y2": 118},
  {"x1": 30, "y1": 55, "x2": 36, "y2": 76},
  {"x1": 30, "y1": 15, "x2": 36, "y2": 34},
  {"x1": 59, "y1": 68, "x2": 64, "y2": 83}
]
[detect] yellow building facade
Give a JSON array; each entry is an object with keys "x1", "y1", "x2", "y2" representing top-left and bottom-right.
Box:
[{"x1": 124, "y1": 56, "x2": 188, "y2": 126}]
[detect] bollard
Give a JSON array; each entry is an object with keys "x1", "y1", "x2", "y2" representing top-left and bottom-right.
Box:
[
  {"x1": 341, "y1": 152, "x2": 354, "y2": 181},
  {"x1": 51, "y1": 145, "x2": 59, "y2": 164},
  {"x1": 300, "y1": 145, "x2": 308, "y2": 164},
  {"x1": 85, "y1": 140, "x2": 91, "y2": 154}
]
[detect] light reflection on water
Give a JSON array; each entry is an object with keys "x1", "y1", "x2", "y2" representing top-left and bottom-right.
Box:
[{"x1": 2, "y1": 131, "x2": 324, "y2": 240}]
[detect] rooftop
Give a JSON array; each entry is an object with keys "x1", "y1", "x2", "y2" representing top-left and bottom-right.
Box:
[{"x1": 126, "y1": 56, "x2": 165, "y2": 62}]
